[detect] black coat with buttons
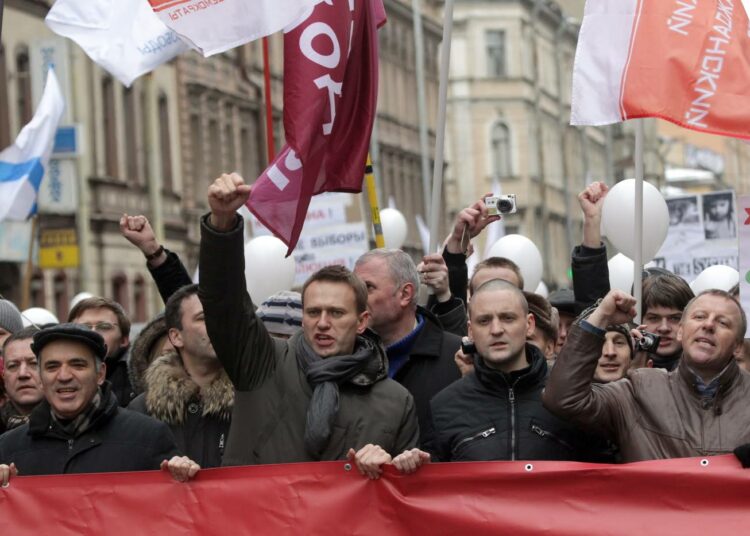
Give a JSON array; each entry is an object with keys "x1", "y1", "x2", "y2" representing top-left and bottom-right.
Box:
[{"x1": 0, "y1": 382, "x2": 179, "y2": 475}]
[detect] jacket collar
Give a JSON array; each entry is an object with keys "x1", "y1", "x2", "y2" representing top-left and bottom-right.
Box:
[
  {"x1": 28, "y1": 381, "x2": 119, "y2": 438},
  {"x1": 677, "y1": 356, "x2": 740, "y2": 400},
  {"x1": 473, "y1": 343, "x2": 548, "y2": 392},
  {"x1": 406, "y1": 306, "x2": 447, "y2": 359},
  {"x1": 289, "y1": 328, "x2": 389, "y2": 388},
  {"x1": 143, "y1": 351, "x2": 234, "y2": 425}
]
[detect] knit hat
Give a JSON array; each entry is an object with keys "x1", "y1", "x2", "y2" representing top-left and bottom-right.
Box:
[
  {"x1": 0, "y1": 299, "x2": 23, "y2": 335},
  {"x1": 524, "y1": 292, "x2": 558, "y2": 343},
  {"x1": 256, "y1": 291, "x2": 303, "y2": 336}
]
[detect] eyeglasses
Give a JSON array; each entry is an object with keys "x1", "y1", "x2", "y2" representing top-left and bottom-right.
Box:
[{"x1": 81, "y1": 322, "x2": 117, "y2": 332}]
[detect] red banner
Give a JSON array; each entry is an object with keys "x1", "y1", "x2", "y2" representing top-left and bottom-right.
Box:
[
  {"x1": 246, "y1": 0, "x2": 386, "y2": 254},
  {"x1": 1, "y1": 456, "x2": 749, "y2": 535}
]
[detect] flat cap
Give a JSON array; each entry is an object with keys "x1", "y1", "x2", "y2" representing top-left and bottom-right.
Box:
[{"x1": 32, "y1": 323, "x2": 107, "y2": 360}]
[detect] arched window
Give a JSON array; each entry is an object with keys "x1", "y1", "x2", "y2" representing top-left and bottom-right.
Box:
[
  {"x1": 53, "y1": 271, "x2": 68, "y2": 321},
  {"x1": 0, "y1": 44, "x2": 10, "y2": 147},
  {"x1": 491, "y1": 122, "x2": 512, "y2": 179},
  {"x1": 102, "y1": 76, "x2": 119, "y2": 177},
  {"x1": 111, "y1": 273, "x2": 128, "y2": 315},
  {"x1": 158, "y1": 93, "x2": 173, "y2": 192},
  {"x1": 15, "y1": 46, "x2": 32, "y2": 127},
  {"x1": 30, "y1": 269, "x2": 45, "y2": 308},
  {"x1": 133, "y1": 275, "x2": 147, "y2": 323},
  {"x1": 123, "y1": 86, "x2": 140, "y2": 184}
]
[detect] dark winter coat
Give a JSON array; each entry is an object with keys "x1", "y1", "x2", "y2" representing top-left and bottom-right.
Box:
[
  {"x1": 129, "y1": 351, "x2": 233, "y2": 468},
  {"x1": 0, "y1": 382, "x2": 179, "y2": 475},
  {"x1": 571, "y1": 243, "x2": 610, "y2": 309},
  {"x1": 395, "y1": 307, "x2": 461, "y2": 435},
  {"x1": 198, "y1": 214, "x2": 419, "y2": 466},
  {"x1": 148, "y1": 249, "x2": 193, "y2": 303},
  {"x1": 107, "y1": 346, "x2": 137, "y2": 407},
  {"x1": 423, "y1": 344, "x2": 613, "y2": 463}
]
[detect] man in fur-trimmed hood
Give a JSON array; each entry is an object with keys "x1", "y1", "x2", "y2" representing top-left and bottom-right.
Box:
[{"x1": 129, "y1": 284, "x2": 233, "y2": 468}]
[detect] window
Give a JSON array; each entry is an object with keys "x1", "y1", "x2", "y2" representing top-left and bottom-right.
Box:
[
  {"x1": 486, "y1": 30, "x2": 507, "y2": 78},
  {"x1": 30, "y1": 269, "x2": 45, "y2": 308},
  {"x1": 53, "y1": 271, "x2": 68, "y2": 321},
  {"x1": 111, "y1": 273, "x2": 128, "y2": 314},
  {"x1": 491, "y1": 122, "x2": 512, "y2": 178},
  {"x1": 158, "y1": 93, "x2": 173, "y2": 192},
  {"x1": 123, "y1": 87, "x2": 140, "y2": 184},
  {"x1": 102, "y1": 76, "x2": 119, "y2": 177},
  {"x1": 133, "y1": 275, "x2": 147, "y2": 323},
  {"x1": 0, "y1": 44, "x2": 10, "y2": 148},
  {"x1": 16, "y1": 47, "x2": 32, "y2": 126}
]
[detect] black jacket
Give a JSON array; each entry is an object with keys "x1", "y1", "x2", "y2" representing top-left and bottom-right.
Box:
[
  {"x1": 148, "y1": 249, "x2": 193, "y2": 304},
  {"x1": 0, "y1": 383, "x2": 179, "y2": 475},
  {"x1": 106, "y1": 346, "x2": 137, "y2": 407},
  {"x1": 128, "y1": 351, "x2": 233, "y2": 468},
  {"x1": 394, "y1": 307, "x2": 461, "y2": 436},
  {"x1": 571, "y1": 243, "x2": 610, "y2": 309},
  {"x1": 422, "y1": 344, "x2": 613, "y2": 463}
]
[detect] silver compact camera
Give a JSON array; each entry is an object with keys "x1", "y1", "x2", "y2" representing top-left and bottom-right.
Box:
[{"x1": 484, "y1": 194, "x2": 517, "y2": 215}]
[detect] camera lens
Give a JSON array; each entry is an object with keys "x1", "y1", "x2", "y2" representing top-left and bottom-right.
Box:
[{"x1": 498, "y1": 199, "x2": 513, "y2": 213}]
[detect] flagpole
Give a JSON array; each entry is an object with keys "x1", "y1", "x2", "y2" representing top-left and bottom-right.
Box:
[
  {"x1": 428, "y1": 0, "x2": 455, "y2": 254},
  {"x1": 633, "y1": 119, "x2": 644, "y2": 324},
  {"x1": 411, "y1": 0, "x2": 432, "y2": 222},
  {"x1": 262, "y1": 37, "x2": 276, "y2": 163},
  {"x1": 21, "y1": 216, "x2": 38, "y2": 310},
  {"x1": 365, "y1": 155, "x2": 385, "y2": 248}
]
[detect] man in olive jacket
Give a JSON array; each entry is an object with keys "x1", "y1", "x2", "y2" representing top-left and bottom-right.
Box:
[
  {"x1": 198, "y1": 173, "x2": 418, "y2": 477},
  {"x1": 543, "y1": 288, "x2": 750, "y2": 462}
]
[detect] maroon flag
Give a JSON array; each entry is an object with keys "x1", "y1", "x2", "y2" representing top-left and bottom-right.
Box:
[{"x1": 246, "y1": 0, "x2": 386, "y2": 254}]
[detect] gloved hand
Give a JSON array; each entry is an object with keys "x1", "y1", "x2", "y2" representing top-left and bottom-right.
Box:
[{"x1": 733, "y1": 444, "x2": 750, "y2": 468}]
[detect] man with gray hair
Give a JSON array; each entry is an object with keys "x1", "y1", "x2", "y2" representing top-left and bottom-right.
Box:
[{"x1": 354, "y1": 249, "x2": 462, "y2": 435}]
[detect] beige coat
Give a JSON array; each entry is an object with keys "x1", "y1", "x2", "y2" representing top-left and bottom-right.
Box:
[{"x1": 543, "y1": 325, "x2": 750, "y2": 462}]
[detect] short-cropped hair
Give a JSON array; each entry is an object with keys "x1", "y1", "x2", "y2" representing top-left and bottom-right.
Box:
[
  {"x1": 303, "y1": 265, "x2": 368, "y2": 314},
  {"x1": 470, "y1": 257, "x2": 524, "y2": 293}
]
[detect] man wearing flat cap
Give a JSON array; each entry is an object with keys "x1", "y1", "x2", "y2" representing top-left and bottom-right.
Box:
[{"x1": 0, "y1": 323, "x2": 200, "y2": 485}]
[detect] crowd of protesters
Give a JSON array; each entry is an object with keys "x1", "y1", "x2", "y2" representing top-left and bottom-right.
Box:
[{"x1": 1, "y1": 175, "x2": 750, "y2": 488}]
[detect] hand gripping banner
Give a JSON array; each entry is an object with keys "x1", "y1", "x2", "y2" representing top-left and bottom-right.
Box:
[{"x1": 1, "y1": 456, "x2": 749, "y2": 535}]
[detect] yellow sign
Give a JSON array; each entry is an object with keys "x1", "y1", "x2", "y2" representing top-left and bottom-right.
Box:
[{"x1": 39, "y1": 228, "x2": 79, "y2": 269}]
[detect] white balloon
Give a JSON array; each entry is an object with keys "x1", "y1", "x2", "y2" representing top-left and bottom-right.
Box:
[
  {"x1": 21, "y1": 307, "x2": 59, "y2": 327},
  {"x1": 534, "y1": 281, "x2": 549, "y2": 298},
  {"x1": 70, "y1": 292, "x2": 94, "y2": 310},
  {"x1": 487, "y1": 234, "x2": 543, "y2": 291},
  {"x1": 690, "y1": 265, "x2": 739, "y2": 294},
  {"x1": 379, "y1": 208, "x2": 408, "y2": 249},
  {"x1": 601, "y1": 179, "x2": 669, "y2": 263},
  {"x1": 608, "y1": 253, "x2": 635, "y2": 292},
  {"x1": 244, "y1": 236, "x2": 297, "y2": 304}
]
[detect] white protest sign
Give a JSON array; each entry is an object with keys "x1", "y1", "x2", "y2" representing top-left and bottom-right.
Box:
[{"x1": 738, "y1": 194, "x2": 750, "y2": 337}]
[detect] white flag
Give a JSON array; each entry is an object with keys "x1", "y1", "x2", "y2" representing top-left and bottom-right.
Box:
[
  {"x1": 148, "y1": 0, "x2": 318, "y2": 57},
  {"x1": 0, "y1": 70, "x2": 65, "y2": 221},
  {"x1": 46, "y1": 0, "x2": 189, "y2": 87}
]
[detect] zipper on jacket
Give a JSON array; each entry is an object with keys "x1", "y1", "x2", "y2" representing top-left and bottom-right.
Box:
[
  {"x1": 67, "y1": 439, "x2": 74, "y2": 451},
  {"x1": 531, "y1": 424, "x2": 575, "y2": 451},
  {"x1": 453, "y1": 427, "x2": 496, "y2": 454},
  {"x1": 508, "y1": 389, "x2": 516, "y2": 460}
]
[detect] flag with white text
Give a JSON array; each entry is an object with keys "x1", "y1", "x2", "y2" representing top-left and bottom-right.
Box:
[
  {"x1": 0, "y1": 70, "x2": 65, "y2": 221},
  {"x1": 247, "y1": 0, "x2": 387, "y2": 254},
  {"x1": 571, "y1": 0, "x2": 750, "y2": 139},
  {"x1": 46, "y1": 0, "x2": 188, "y2": 87}
]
